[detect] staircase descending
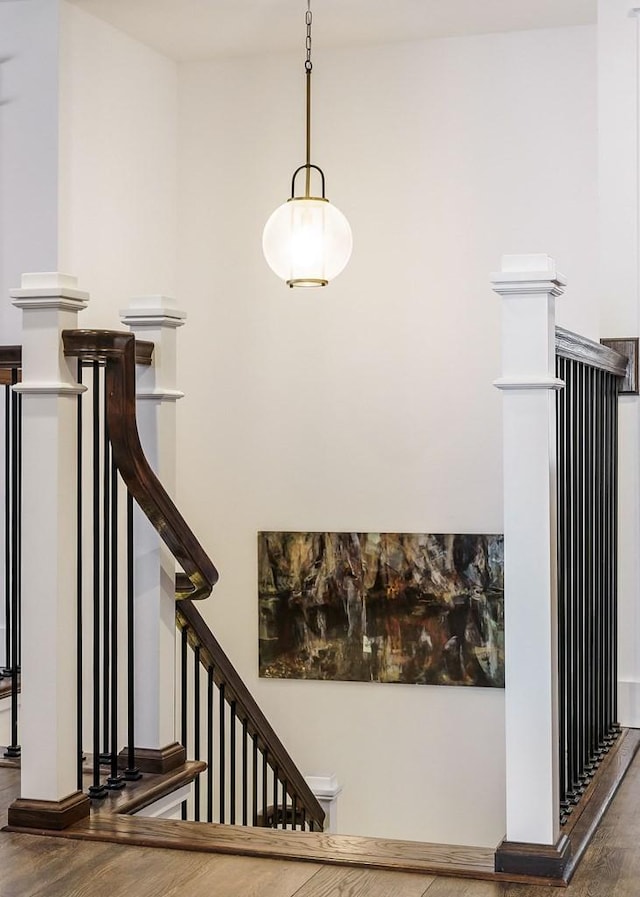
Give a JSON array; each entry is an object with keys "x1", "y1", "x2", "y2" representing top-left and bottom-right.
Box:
[{"x1": 2, "y1": 326, "x2": 323, "y2": 835}]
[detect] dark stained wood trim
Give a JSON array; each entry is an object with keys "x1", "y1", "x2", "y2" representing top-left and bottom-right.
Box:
[
  {"x1": 177, "y1": 599, "x2": 325, "y2": 831},
  {"x1": 8, "y1": 813, "x2": 505, "y2": 882},
  {"x1": 135, "y1": 340, "x2": 154, "y2": 366},
  {"x1": 7, "y1": 790, "x2": 90, "y2": 830},
  {"x1": 494, "y1": 834, "x2": 570, "y2": 879},
  {"x1": 555, "y1": 327, "x2": 627, "y2": 376},
  {"x1": 561, "y1": 727, "x2": 640, "y2": 881},
  {"x1": 0, "y1": 346, "x2": 21, "y2": 369},
  {"x1": 93, "y1": 760, "x2": 206, "y2": 817},
  {"x1": 117, "y1": 742, "x2": 185, "y2": 774},
  {"x1": 494, "y1": 728, "x2": 640, "y2": 884},
  {"x1": 63, "y1": 330, "x2": 217, "y2": 600}
]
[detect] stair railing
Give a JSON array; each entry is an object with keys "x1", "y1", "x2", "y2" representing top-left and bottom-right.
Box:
[
  {"x1": 492, "y1": 255, "x2": 628, "y2": 879},
  {"x1": 555, "y1": 329, "x2": 625, "y2": 823},
  {"x1": 176, "y1": 597, "x2": 325, "y2": 831},
  {"x1": 4, "y1": 275, "x2": 324, "y2": 828}
]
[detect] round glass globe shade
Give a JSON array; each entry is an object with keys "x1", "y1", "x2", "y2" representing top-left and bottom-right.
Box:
[{"x1": 262, "y1": 198, "x2": 352, "y2": 287}]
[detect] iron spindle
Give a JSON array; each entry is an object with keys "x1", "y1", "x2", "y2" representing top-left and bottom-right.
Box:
[
  {"x1": 181, "y1": 623, "x2": 188, "y2": 820},
  {"x1": 101, "y1": 390, "x2": 111, "y2": 765},
  {"x1": 207, "y1": 665, "x2": 214, "y2": 822},
  {"x1": 124, "y1": 490, "x2": 141, "y2": 781},
  {"x1": 107, "y1": 458, "x2": 124, "y2": 790},
  {"x1": 6, "y1": 371, "x2": 20, "y2": 757},
  {"x1": 230, "y1": 700, "x2": 237, "y2": 824},
  {"x1": 3, "y1": 383, "x2": 10, "y2": 678},
  {"x1": 252, "y1": 733, "x2": 258, "y2": 826},
  {"x1": 262, "y1": 749, "x2": 268, "y2": 827},
  {"x1": 242, "y1": 718, "x2": 248, "y2": 826},
  {"x1": 273, "y1": 765, "x2": 279, "y2": 828},
  {"x1": 194, "y1": 644, "x2": 201, "y2": 820},
  {"x1": 89, "y1": 364, "x2": 106, "y2": 799},
  {"x1": 76, "y1": 365, "x2": 84, "y2": 788},
  {"x1": 556, "y1": 355, "x2": 568, "y2": 807},
  {"x1": 219, "y1": 683, "x2": 226, "y2": 823}
]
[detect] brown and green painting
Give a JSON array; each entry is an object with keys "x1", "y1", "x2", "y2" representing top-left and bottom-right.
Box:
[{"x1": 258, "y1": 532, "x2": 504, "y2": 688}]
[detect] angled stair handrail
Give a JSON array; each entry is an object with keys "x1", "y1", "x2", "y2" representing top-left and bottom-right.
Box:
[
  {"x1": 63, "y1": 329, "x2": 218, "y2": 600},
  {"x1": 176, "y1": 597, "x2": 325, "y2": 830}
]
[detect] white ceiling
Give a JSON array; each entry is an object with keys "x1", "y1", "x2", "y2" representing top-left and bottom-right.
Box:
[{"x1": 68, "y1": 0, "x2": 597, "y2": 63}]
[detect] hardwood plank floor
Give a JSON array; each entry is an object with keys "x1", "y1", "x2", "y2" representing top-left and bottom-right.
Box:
[
  {"x1": 2, "y1": 743, "x2": 640, "y2": 896},
  {"x1": 293, "y1": 866, "x2": 435, "y2": 897}
]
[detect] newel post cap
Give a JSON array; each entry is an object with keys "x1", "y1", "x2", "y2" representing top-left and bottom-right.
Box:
[
  {"x1": 120, "y1": 295, "x2": 186, "y2": 328},
  {"x1": 491, "y1": 254, "x2": 566, "y2": 297},
  {"x1": 10, "y1": 272, "x2": 89, "y2": 307}
]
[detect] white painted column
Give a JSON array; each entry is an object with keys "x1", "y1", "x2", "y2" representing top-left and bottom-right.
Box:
[
  {"x1": 11, "y1": 273, "x2": 88, "y2": 804},
  {"x1": 492, "y1": 254, "x2": 565, "y2": 847},
  {"x1": 120, "y1": 296, "x2": 185, "y2": 756}
]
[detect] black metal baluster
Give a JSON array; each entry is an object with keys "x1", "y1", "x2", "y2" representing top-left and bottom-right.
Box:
[
  {"x1": 5, "y1": 369, "x2": 20, "y2": 758},
  {"x1": 89, "y1": 364, "x2": 106, "y2": 798},
  {"x1": 3, "y1": 382, "x2": 10, "y2": 680},
  {"x1": 282, "y1": 780, "x2": 287, "y2": 830},
  {"x1": 207, "y1": 665, "x2": 214, "y2": 822},
  {"x1": 252, "y1": 733, "x2": 258, "y2": 826},
  {"x1": 100, "y1": 389, "x2": 111, "y2": 766},
  {"x1": 16, "y1": 389, "x2": 21, "y2": 678},
  {"x1": 570, "y1": 359, "x2": 581, "y2": 801},
  {"x1": 262, "y1": 750, "x2": 268, "y2": 827},
  {"x1": 272, "y1": 765, "x2": 279, "y2": 829},
  {"x1": 230, "y1": 700, "x2": 236, "y2": 824},
  {"x1": 292, "y1": 794, "x2": 297, "y2": 831},
  {"x1": 595, "y1": 369, "x2": 605, "y2": 756},
  {"x1": 242, "y1": 718, "x2": 248, "y2": 826},
  {"x1": 181, "y1": 624, "x2": 188, "y2": 820},
  {"x1": 76, "y1": 364, "x2": 84, "y2": 788},
  {"x1": 586, "y1": 366, "x2": 596, "y2": 774},
  {"x1": 124, "y1": 491, "x2": 141, "y2": 782},
  {"x1": 219, "y1": 683, "x2": 226, "y2": 823},
  {"x1": 576, "y1": 362, "x2": 587, "y2": 792},
  {"x1": 611, "y1": 374, "x2": 620, "y2": 732},
  {"x1": 107, "y1": 458, "x2": 124, "y2": 790},
  {"x1": 194, "y1": 644, "x2": 201, "y2": 821},
  {"x1": 556, "y1": 354, "x2": 567, "y2": 812}
]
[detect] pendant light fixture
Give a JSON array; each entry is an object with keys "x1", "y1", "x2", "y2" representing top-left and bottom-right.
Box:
[{"x1": 262, "y1": 0, "x2": 352, "y2": 288}]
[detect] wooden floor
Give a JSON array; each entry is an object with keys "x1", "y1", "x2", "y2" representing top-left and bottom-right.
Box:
[{"x1": 1, "y1": 752, "x2": 640, "y2": 897}]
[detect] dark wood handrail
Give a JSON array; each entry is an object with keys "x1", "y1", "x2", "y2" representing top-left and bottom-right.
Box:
[
  {"x1": 0, "y1": 346, "x2": 22, "y2": 385},
  {"x1": 176, "y1": 598, "x2": 325, "y2": 830},
  {"x1": 63, "y1": 330, "x2": 218, "y2": 600}
]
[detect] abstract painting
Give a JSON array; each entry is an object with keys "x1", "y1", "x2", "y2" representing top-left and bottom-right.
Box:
[{"x1": 258, "y1": 532, "x2": 504, "y2": 687}]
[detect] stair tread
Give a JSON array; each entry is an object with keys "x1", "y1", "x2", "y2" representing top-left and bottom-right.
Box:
[
  {"x1": 20, "y1": 812, "x2": 496, "y2": 878},
  {"x1": 82, "y1": 759, "x2": 206, "y2": 816}
]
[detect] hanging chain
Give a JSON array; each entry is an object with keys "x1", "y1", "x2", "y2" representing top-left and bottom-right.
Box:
[{"x1": 305, "y1": 0, "x2": 313, "y2": 72}]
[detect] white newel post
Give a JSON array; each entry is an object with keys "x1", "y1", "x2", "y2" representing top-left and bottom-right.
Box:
[
  {"x1": 120, "y1": 296, "x2": 185, "y2": 769},
  {"x1": 9, "y1": 273, "x2": 90, "y2": 826},
  {"x1": 492, "y1": 255, "x2": 565, "y2": 853},
  {"x1": 305, "y1": 774, "x2": 342, "y2": 833}
]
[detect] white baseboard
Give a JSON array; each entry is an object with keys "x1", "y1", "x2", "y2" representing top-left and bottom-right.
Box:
[{"x1": 618, "y1": 680, "x2": 640, "y2": 728}]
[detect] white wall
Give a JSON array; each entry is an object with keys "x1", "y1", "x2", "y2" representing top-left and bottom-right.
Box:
[
  {"x1": 58, "y1": 1, "x2": 178, "y2": 325},
  {"x1": 0, "y1": 0, "x2": 60, "y2": 342},
  {"x1": 176, "y1": 26, "x2": 597, "y2": 845},
  {"x1": 598, "y1": 0, "x2": 640, "y2": 727}
]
